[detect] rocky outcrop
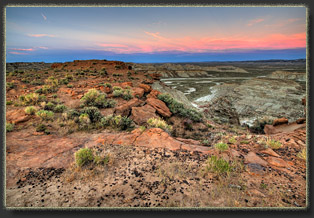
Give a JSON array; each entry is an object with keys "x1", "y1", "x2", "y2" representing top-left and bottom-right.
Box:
[
  {"x1": 269, "y1": 71, "x2": 306, "y2": 81},
  {"x1": 146, "y1": 98, "x2": 172, "y2": 118},
  {"x1": 151, "y1": 81, "x2": 195, "y2": 109},
  {"x1": 130, "y1": 104, "x2": 158, "y2": 125},
  {"x1": 199, "y1": 78, "x2": 305, "y2": 125},
  {"x1": 132, "y1": 63, "x2": 249, "y2": 78},
  {"x1": 6, "y1": 109, "x2": 31, "y2": 124},
  {"x1": 114, "y1": 98, "x2": 143, "y2": 116}
]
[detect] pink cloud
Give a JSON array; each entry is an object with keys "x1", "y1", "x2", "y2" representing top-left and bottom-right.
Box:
[
  {"x1": 27, "y1": 34, "x2": 56, "y2": 38},
  {"x1": 247, "y1": 18, "x2": 265, "y2": 26},
  {"x1": 38, "y1": 46, "x2": 48, "y2": 49},
  {"x1": 11, "y1": 48, "x2": 34, "y2": 51},
  {"x1": 144, "y1": 31, "x2": 165, "y2": 40},
  {"x1": 98, "y1": 43, "x2": 129, "y2": 48},
  {"x1": 9, "y1": 51, "x2": 28, "y2": 55}
]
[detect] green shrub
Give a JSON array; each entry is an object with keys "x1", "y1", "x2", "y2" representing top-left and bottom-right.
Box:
[
  {"x1": 36, "y1": 110, "x2": 54, "y2": 121},
  {"x1": 240, "y1": 140, "x2": 249, "y2": 144},
  {"x1": 147, "y1": 117, "x2": 172, "y2": 132},
  {"x1": 297, "y1": 148, "x2": 306, "y2": 160},
  {"x1": 113, "y1": 86, "x2": 122, "y2": 91},
  {"x1": 6, "y1": 100, "x2": 13, "y2": 105},
  {"x1": 35, "y1": 85, "x2": 56, "y2": 94},
  {"x1": 80, "y1": 107, "x2": 102, "y2": 123},
  {"x1": 66, "y1": 109, "x2": 80, "y2": 119},
  {"x1": 266, "y1": 139, "x2": 282, "y2": 150},
  {"x1": 44, "y1": 102, "x2": 55, "y2": 111},
  {"x1": 122, "y1": 89, "x2": 133, "y2": 100},
  {"x1": 75, "y1": 148, "x2": 94, "y2": 167},
  {"x1": 81, "y1": 89, "x2": 114, "y2": 108},
  {"x1": 228, "y1": 137, "x2": 237, "y2": 144},
  {"x1": 158, "y1": 93, "x2": 202, "y2": 122},
  {"x1": 30, "y1": 80, "x2": 44, "y2": 86},
  {"x1": 101, "y1": 115, "x2": 134, "y2": 130},
  {"x1": 104, "y1": 83, "x2": 112, "y2": 88},
  {"x1": 79, "y1": 113, "x2": 91, "y2": 125},
  {"x1": 113, "y1": 89, "x2": 123, "y2": 97},
  {"x1": 6, "y1": 123, "x2": 14, "y2": 132},
  {"x1": 20, "y1": 93, "x2": 44, "y2": 105},
  {"x1": 25, "y1": 106, "x2": 37, "y2": 115},
  {"x1": 205, "y1": 155, "x2": 232, "y2": 176},
  {"x1": 60, "y1": 78, "x2": 69, "y2": 85},
  {"x1": 54, "y1": 104, "x2": 67, "y2": 113},
  {"x1": 6, "y1": 82, "x2": 15, "y2": 89},
  {"x1": 67, "y1": 84, "x2": 73, "y2": 88},
  {"x1": 36, "y1": 123, "x2": 46, "y2": 132},
  {"x1": 214, "y1": 142, "x2": 229, "y2": 152}
]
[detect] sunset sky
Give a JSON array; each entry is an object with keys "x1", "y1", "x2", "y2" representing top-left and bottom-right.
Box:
[{"x1": 6, "y1": 6, "x2": 306, "y2": 63}]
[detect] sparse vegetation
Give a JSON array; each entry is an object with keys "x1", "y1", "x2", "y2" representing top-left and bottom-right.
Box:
[
  {"x1": 75, "y1": 148, "x2": 94, "y2": 167},
  {"x1": 204, "y1": 155, "x2": 232, "y2": 176},
  {"x1": 101, "y1": 115, "x2": 134, "y2": 131},
  {"x1": 6, "y1": 123, "x2": 14, "y2": 132},
  {"x1": 36, "y1": 110, "x2": 54, "y2": 121},
  {"x1": 147, "y1": 117, "x2": 172, "y2": 132},
  {"x1": 80, "y1": 107, "x2": 102, "y2": 123},
  {"x1": 266, "y1": 138, "x2": 282, "y2": 150},
  {"x1": 214, "y1": 142, "x2": 229, "y2": 152},
  {"x1": 158, "y1": 93, "x2": 202, "y2": 122},
  {"x1": 81, "y1": 89, "x2": 116, "y2": 108},
  {"x1": 297, "y1": 148, "x2": 306, "y2": 160},
  {"x1": 54, "y1": 104, "x2": 67, "y2": 113},
  {"x1": 24, "y1": 106, "x2": 37, "y2": 115},
  {"x1": 228, "y1": 137, "x2": 237, "y2": 144}
]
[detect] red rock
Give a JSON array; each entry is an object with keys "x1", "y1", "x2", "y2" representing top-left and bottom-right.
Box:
[
  {"x1": 114, "y1": 98, "x2": 143, "y2": 116},
  {"x1": 296, "y1": 118, "x2": 306, "y2": 124},
  {"x1": 121, "y1": 82, "x2": 133, "y2": 88},
  {"x1": 302, "y1": 97, "x2": 306, "y2": 105},
  {"x1": 6, "y1": 109, "x2": 31, "y2": 124},
  {"x1": 100, "y1": 108, "x2": 115, "y2": 117},
  {"x1": 147, "y1": 89, "x2": 161, "y2": 99},
  {"x1": 266, "y1": 157, "x2": 288, "y2": 168},
  {"x1": 132, "y1": 87, "x2": 145, "y2": 98},
  {"x1": 244, "y1": 152, "x2": 268, "y2": 167},
  {"x1": 273, "y1": 117, "x2": 288, "y2": 126},
  {"x1": 264, "y1": 124, "x2": 282, "y2": 135},
  {"x1": 139, "y1": 84, "x2": 152, "y2": 93},
  {"x1": 260, "y1": 148, "x2": 280, "y2": 157},
  {"x1": 146, "y1": 97, "x2": 172, "y2": 118},
  {"x1": 246, "y1": 163, "x2": 266, "y2": 176},
  {"x1": 134, "y1": 128, "x2": 181, "y2": 150},
  {"x1": 175, "y1": 137, "x2": 201, "y2": 145},
  {"x1": 130, "y1": 104, "x2": 158, "y2": 125}
]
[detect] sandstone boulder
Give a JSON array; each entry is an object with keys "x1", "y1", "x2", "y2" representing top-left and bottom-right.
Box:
[
  {"x1": 139, "y1": 84, "x2": 152, "y2": 93},
  {"x1": 146, "y1": 97, "x2": 172, "y2": 118},
  {"x1": 6, "y1": 109, "x2": 31, "y2": 124},
  {"x1": 273, "y1": 117, "x2": 288, "y2": 126},
  {"x1": 264, "y1": 124, "x2": 282, "y2": 135},
  {"x1": 131, "y1": 104, "x2": 158, "y2": 125},
  {"x1": 244, "y1": 152, "x2": 268, "y2": 167},
  {"x1": 132, "y1": 87, "x2": 145, "y2": 98},
  {"x1": 115, "y1": 98, "x2": 143, "y2": 116},
  {"x1": 147, "y1": 89, "x2": 161, "y2": 99}
]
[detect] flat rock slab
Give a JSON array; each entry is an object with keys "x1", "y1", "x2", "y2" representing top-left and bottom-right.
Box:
[
  {"x1": 266, "y1": 157, "x2": 288, "y2": 168},
  {"x1": 245, "y1": 152, "x2": 268, "y2": 167}
]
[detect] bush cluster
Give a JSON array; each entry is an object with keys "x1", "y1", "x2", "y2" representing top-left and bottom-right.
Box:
[
  {"x1": 74, "y1": 148, "x2": 110, "y2": 167},
  {"x1": 147, "y1": 117, "x2": 172, "y2": 132},
  {"x1": 112, "y1": 86, "x2": 133, "y2": 100},
  {"x1": 158, "y1": 93, "x2": 202, "y2": 122},
  {"x1": 6, "y1": 123, "x2": 14, "y2": 132},
  {"x1": 101, "y1": 115, "x2": 134, "y2": 130},
  {"x1": 81, "y1": 89, "x2": 116, "y2": 108},
  {"x1": 19, "y1": 93, "x2": 46, "y2": 105},
  {"x1": 214, "y1": 142, "x2": 229, "y2": 152},
  {"x1": 36, "y1": 110, "x2": 54, "y2": 121},
  {"x1": 24, "y1": 106, "x2": 37, "y2": 115}
]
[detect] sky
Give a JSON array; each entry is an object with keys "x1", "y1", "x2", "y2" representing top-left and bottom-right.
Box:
[{"x1": 6, "y1": 7, "x2": 306, "y2": 63}]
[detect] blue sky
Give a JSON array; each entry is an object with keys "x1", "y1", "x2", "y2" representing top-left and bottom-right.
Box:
[{"x1": 6, "y1": 7, "x2": 306, "y2": 63}]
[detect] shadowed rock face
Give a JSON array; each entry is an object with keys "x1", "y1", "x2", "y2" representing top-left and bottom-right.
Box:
[{"x1": 200, "y1": 78, "x2": 305, "y2": 125}]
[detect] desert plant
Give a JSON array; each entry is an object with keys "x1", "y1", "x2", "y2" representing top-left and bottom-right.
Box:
[
  {"x1": 214, "y1": 142, "x2": 229, "y2": 152},
  {"x1": 6, "y1": 123, "x2": 14, "y2": 132},
  {"x1": 101, "y1": 115, "x2": 133, "y2": 130},
  {"x1": 66, "y1": 109, "x2": 80, "y2": 120},
  {"x1": 75, "y1": 148, "x2": 94, "y2": 167},
  {"x1": 81, "y1": 89, "x2": 99, "y2": 106},
  {"x1": 147, "y1": 117, "x2": 172, "y2": 132},
  {"x1": 24, "y1": 106, "x2": 37, "y2": 115},
  {"x1": 266, "y1": 138, "x2": 282, "y2": 150},
  {"x1": 6, "y1": 100, "x2": 13, "y2": 105},
  {"x1": 297, "y1": 148, "x2": 306, "y2": 160},
  {"x1": 113, "y1": 89, "x2": 123, "y2": 97},
  {"x1": 158, "y1": 93, "x2": 202, "y2": 122},
  {"x1": 205, "y1": 155, "x2": 232, "y2": 176},
  {"x1": 36, "y1": 123, "x2": 46, "y2": 132},
  {"x1": 122, "y1": 89, "x2": 133, "y2": 100},
  {"x1": 79, "y1": 113, "x2": 91, "y2": 125},
  {"x1": 228, "y1": 137, "x2": 237, "y2": 144},
  {"x1": 139, "y1": 126, "x2": 146, "y2": 132},
  {"x1": 6, "y1": 82, "x2": 15, "y2": 89},
  {"x1": 44, "y1": 102, "x2": 56, "y2": 111},
  {"x1": 80, "y1": 107, "x2": 102, "y2": 123},
  {"x1": 36, "y1": 110, "x2": 54, "y2": 121},
  {"x1": 54, "y1": 104, "x2": 67, "y2": 113}
]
